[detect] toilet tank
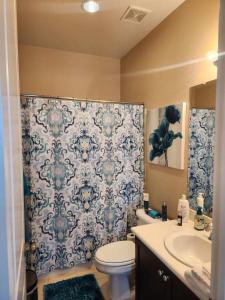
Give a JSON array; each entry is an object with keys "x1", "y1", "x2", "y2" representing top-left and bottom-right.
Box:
[{"x1": 136, "y1": 209, "x2": 160, "y2": 225}]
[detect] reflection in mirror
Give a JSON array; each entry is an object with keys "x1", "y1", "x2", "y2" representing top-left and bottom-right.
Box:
[{"x1": 188, "y1": 80, "x2": 216, "y2": 217}]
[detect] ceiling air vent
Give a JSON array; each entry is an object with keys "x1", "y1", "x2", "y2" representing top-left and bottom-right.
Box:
[{"x1": 121, "y1": 6, "x2": 151, "y2": 24}]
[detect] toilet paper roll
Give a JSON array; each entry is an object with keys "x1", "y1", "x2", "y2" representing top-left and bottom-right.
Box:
[{"x1": 127, "y1": 233, "x2": 135, "y2": 242}]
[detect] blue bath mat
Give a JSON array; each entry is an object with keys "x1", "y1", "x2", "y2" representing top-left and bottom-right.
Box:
[{"x1": 43, "y1": 274, "x2": 105, "y2": 300}]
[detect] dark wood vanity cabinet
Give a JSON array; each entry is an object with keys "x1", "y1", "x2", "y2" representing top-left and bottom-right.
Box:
[{"x1": 135, "y1": 238, "x2": 199, "y2": 300}]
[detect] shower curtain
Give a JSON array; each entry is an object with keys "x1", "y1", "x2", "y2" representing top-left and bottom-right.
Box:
[
  {"x1": 21, "y1": 96, "x2": 144, "y2": 275},
  {"x1": 188, "y1": 109, "x2": 215, "y2": 216}
]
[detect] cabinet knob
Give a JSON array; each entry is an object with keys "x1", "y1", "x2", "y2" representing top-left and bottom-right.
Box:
[
  {"x1": 158, "y1": 269, "x2": 164, "y2": 276},
  {"x1": 162, "y1": 275, "x2": 170, "y2": 282}
]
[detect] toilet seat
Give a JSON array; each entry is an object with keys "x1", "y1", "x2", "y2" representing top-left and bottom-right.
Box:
[
  {"x1": 95, "y1": 241, "x2": 135, "y2": 267},
  {"x1": 95, "y1": 256, "x2": 135, "y2": 267},
  {"x1": 95, "y1": 257, "x2": 135, "y2": 275}
]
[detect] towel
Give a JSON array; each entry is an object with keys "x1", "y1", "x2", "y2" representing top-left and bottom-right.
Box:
[
  {"x1": 185, "y1": 269, "x2": 210, "y2": 300},
  {"x1": 191, "y1": 266, "x2": 210, "y2": 289},
  {"x1": 148, "y1": 209, "x2": 161, "y2": 219},
  {"x1": 203, "y1": 262, "x2": 211, "y2": 280}
]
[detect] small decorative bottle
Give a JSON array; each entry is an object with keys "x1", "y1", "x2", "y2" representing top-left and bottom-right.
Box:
[
  {"x1": 177, "y1": 211, "x2": 183, "y2": 226},
  {"x1": 143, "y1": 193, "x2": 149, "y2": 213},
  {"x1": 162, "y1": 202, "x2": 167, "y2": 222}
]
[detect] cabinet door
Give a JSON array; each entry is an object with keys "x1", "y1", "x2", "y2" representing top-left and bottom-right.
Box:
[
  {"x1": 135, "y1": 238, "x2": 200, "y2": 300},
  {"x1": 136, "y1": 239, "x2": 172, "y2": 300},
  {"x1": 172, "y1": 275, "x2": 199, "y2": 300}
]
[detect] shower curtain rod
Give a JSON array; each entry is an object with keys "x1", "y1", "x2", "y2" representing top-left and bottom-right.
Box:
[
  {"x1": 190, "y1": 107, "x2": 216, "y2": 110},
  {"x1": 20, "y1": 93, "x2": 144, "y2": 106}
]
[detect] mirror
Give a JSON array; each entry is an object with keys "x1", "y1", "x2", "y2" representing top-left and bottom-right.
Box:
[{"x1": 188, "y1": 80, "x2": 216, "y2": 217}]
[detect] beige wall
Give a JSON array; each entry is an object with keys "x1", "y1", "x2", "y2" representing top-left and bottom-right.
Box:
[
  {"x1": 121, "y1": 0, "x2": 219, "y2": 218},
  {"x1": 19, "y1": 44, "x2": 120, "y2": 101}
]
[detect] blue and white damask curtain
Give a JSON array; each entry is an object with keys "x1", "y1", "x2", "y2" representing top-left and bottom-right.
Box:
[
  {"x1": 21, "y1": 96, "x2": 144, "y2": 275},
  {"x1": 188, "y1": 109, "x2": 215, "y2": 216}
]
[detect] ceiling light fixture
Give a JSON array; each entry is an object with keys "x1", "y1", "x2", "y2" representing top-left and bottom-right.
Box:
[{"x1": 82, "y1": 0, "x2": 100, "y2": 13}]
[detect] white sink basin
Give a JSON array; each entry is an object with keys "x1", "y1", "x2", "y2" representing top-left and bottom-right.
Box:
[{"x1": 164, "y1": 230, "x2": 211, "y2": 267}]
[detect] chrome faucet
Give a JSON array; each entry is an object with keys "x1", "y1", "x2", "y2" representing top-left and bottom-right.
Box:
[{"x1": 205, "y1": 222, "x2": 213, "y2": 241}]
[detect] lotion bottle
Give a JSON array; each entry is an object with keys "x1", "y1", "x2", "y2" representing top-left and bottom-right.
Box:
[{"x1": 177, "y1": 194, "x2": 189, "y2": 223}]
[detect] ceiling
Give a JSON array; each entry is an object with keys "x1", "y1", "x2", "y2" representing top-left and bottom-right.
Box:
[{"x1": 17, "y1": 0, "x2": 186, "y2": 58}]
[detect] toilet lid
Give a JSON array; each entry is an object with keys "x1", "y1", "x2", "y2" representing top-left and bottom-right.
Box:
[{"x1": 95, "y1": 241, "x2": 135, "y2": 264}]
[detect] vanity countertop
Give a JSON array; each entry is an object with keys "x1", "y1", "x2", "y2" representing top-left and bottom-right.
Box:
[{"x1": 132, "y1": 220, "x2": 211, "y2": 299}]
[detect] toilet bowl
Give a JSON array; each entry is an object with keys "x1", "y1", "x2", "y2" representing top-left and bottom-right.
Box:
[
  {"x1": 95, "y1": 240, "x2": 135, "y2": 300},
  {"x1": 95, "y1": 209, "x2": 160, "y2": 300}
]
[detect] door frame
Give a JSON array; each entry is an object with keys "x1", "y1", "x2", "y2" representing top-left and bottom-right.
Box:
[
  {"x1": 211, "y1": 0, "x2": 225, "y2": 299},
  {"x1": 0, "y1": 0, "x2": 25, "y2": 299}
]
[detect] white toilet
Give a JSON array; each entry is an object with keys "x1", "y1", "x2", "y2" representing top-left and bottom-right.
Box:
[{"x1": 95, "y1": 209, "x2": 160, "y2": 300}]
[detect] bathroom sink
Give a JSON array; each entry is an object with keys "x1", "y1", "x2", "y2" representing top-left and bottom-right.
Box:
[{"x1": 164, "y1": 230, "x2": 211, "y2": 267}]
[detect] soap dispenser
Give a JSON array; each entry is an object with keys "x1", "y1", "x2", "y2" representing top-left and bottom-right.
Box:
[{"x1": 194, "y1": 206, "x2": 204, "y2": 231}]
